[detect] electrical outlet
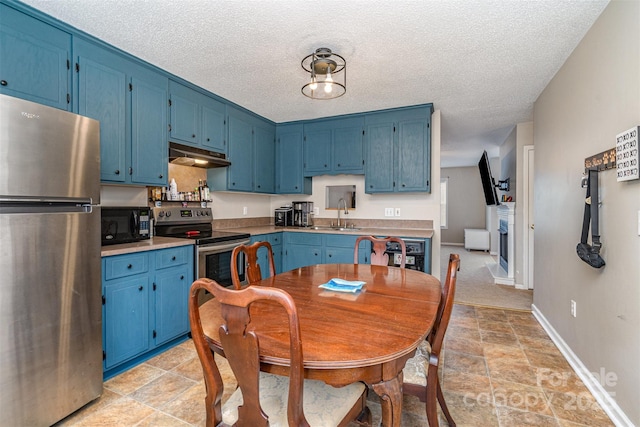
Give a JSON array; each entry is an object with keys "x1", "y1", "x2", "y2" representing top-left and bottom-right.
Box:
[
  {"x1": 570, "y1": 300, "x2": 577, "y2": 317},
  {"x1": 243, "y1": 206, "x2": 248, "y2": 215},
  {"x1": 395, "y1": 208, "x2": 401, "y2": 217},
  {"x1": 385, "y1": 208, "x2": 394, "y2": 217}
]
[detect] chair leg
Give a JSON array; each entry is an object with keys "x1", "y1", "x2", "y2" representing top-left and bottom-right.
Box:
[
  {"x1": 426, "y1": 366, "x2": 439, "y2": 427},
  {"x1": 355, "y1": 406, "x2": 372, "y2": 427},
  {"x1": 437, "y1": 378, "x2": 455, "y2": 426}
]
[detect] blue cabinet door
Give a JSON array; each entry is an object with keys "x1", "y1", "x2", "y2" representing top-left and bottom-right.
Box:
[
  {"x1": 104, "y1": 275, "x2": 150, "y2": 369},
  {"x1": 332, "y1": 117, "x2": 364, "y2": 174},
  {"x1": 364, "y1": 117, "x2": 395, "y2": 193},
  {"x1": 154, "y1": 267, "x2": 190, "y2": 345},
  {"x1": 276, "y1": 123, "x2": 311, "y2": 194},
  {"x1": 131, "y1": 71, "x2": 168, "y2": 185},
  {"x1": 254, "y1": 124, "x2": 275, "y2": 193},
  {"x1": 0, "y1": 4, "x2": 70, "y2": 110},
  {"x1": 303, "y1": 122, "x2": 331, "y2": 175},
  {"x1": 169, "y1": 81, "x2": 200, "y2": 146},
  {"x1": 202, "y1": 98, "x2": 227, "y2": 152},
  {"x1": 285, "y1": 245, "x2": 322, "y2": 271},
  {"x1": 227, "y1": 108, "x2": 254, "y2": 191},
  {"x1": 75, "y1": 40, "x2": 127, "y2": 183},
  {"x1": 397, "y1": 117, "x2": 430, "y2": 192}
]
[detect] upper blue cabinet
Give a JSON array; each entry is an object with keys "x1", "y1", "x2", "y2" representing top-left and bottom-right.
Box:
[
  {"x1": 74, "y1": 38, "x2": 168, "y2": 186},
  {"x1": 0, "y1": 3, "x2": 71, "y2": 110},
  {"x1": 276, "y1": 123, "x2": 311, "y2": 194},
  {"x1": 209, "y1": 106, "x2": 275, "y2": 194},
  {"x1": 169, "y1": 80, "x2": 227, "y2": 153},
  {"x1": 364, "y1": 106, "x2": 433, "y2": 193},
  {"x1": 303, "y1": 116, "x2": 364, "y2": 176}
]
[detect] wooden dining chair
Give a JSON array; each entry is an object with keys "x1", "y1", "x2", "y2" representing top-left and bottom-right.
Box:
[
  {"x1": 353, "y1": 235, "x2": 406, "y2": 268},
  {"x1": 230, "y1": 241, "x2": 275, "y2": 289},
  {"x1": 189, "y1": 278, "x2": 372, "y2": 427},
  {"x1": 402, "y1": 253, "x2": 460, "y2": 426}
]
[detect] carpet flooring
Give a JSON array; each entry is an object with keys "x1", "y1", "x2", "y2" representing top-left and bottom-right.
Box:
[{"x1": 440, "y1": 245, "x2": 533, "y2": 311}]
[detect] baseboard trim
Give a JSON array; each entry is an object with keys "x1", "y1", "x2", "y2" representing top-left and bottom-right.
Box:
[
  {"x1": 531, "y1": 304, "x2": 633, "y2": 427},
  {"x1": 441, "y1": 242, "x2": 464, "y2": 246}
]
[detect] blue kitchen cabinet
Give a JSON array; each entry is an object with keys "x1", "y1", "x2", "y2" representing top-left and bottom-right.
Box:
[
  {"x1": 325, "y1": 234, "x2": 368, "y2": 264},
  {"x1": 102, "y1": 245, "x2": 193, "y2": 377},
  {"x1": 364, "y1": 105, "x2": 432, "y2": 193},
  {"x1": 0, "y1": 3, "x2": 71, "y2": 110},
  {"x1": 250, "y1": 232, "x2": 282, "y2": 275},
  {"x1": 254, "y1": 124, "x2": 276, "y2": 193},
  {"x1": 303, "y1": 116, "x2": 364, "y2": 176},
  {"x1": 209, "y1": 106, "x2": 275, "y2": 194},
  {"x1": 130, "y1": 70, "x2": 168, "y2": 185},
  {"x1": 283, "y1": 232, "x2": 323, "y2": 271},
  {"x1": 275, "y1": 123, "x2": 311, "y2": 194},
  {"x1": 303, "y1": 121, "x2": 332, "y2": 175},
  {"x1": 74, "y1": 38, "x2": 167, "y2": 186},
  {"x1": 169, "y1": 80, "x2": 227, "y2": 152},
  {"x1": 153, "y1": 246, "x2": 192, "y2": 346}
]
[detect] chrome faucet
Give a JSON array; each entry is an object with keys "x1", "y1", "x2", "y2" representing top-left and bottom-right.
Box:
[{"x1": 337, "y1": 198, "x2": 348, "y2": 227}]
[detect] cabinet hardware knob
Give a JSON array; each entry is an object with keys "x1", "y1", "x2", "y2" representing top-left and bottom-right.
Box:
[
  {"x1": 127, "y1": 264, "x2": 132, "y2": 269},
  {"x1": 207, "y1": 138, "x2": 210, "y2": 141},
  {"x1": 192, "y1": 134, "x2": 196, "y2": 138},
  {"x1": 159, "y1": 174, "x2": 163, "y2": 179},
  {"x1": 172, "y1": 256, "x2": 176, "y2": 261},
  {"x1": 0, "y1": 80, "x2": 7, "y2": 86},
  {"x1": 138, "y1": 286, "x2": 143, "y2": 291},
  {"x1": 180, "y1": 275, "x2": 184, "y2": 280},
  {"x1": 115, "y1": 170, "x2": 120, "y2": 175}
]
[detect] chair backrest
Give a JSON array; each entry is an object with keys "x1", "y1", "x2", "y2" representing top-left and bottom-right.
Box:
[
  {"x1": 354, "y1": 235, "x2": 406, "y2": 268},
  {"x1": 189, "y1": 278, "x2": 308, "y2": 427},
  {"x1": 231, "y1": 241, "x2": 275, "y2": 289},
  {"x1": 428, "y1": 253, "x2": 460, "y2": 356}
]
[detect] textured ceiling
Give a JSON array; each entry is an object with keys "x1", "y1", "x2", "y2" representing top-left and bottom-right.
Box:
[{"x1": 21, "y1": 0, "x2": 609, "y2": 167}]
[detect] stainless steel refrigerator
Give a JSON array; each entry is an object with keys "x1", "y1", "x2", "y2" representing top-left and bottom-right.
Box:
[{"x1": 0, "y1": 94, "x2": 103, "y2": 426}]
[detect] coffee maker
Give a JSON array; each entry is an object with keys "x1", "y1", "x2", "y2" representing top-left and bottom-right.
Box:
[{"x1": 293, "y1": 201, "x2": 314, "y2": 227}]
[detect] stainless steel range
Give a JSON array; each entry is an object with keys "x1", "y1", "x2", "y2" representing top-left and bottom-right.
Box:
[{"x1": 153, "y1": 207, "x2": 250, "y2": 287}]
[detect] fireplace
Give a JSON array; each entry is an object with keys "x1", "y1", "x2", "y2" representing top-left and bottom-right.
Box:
[
  {"x1": 488, "y1": 202, "x2": 515, "y2": 285},
  {"x1": 499, "y1": 219, "x2": 508, "y2": 271}
]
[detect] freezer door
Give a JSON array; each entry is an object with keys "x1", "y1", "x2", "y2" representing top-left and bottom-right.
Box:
[
  {"x1": 0, "y1": 208, "x2": 102, "y2": 426},
  {"x1": 0, "y1": 94, "x2": 100, "y2": 203}
]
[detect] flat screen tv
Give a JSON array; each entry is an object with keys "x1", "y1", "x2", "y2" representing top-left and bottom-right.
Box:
[{"x1": 478, "y1": 151, "x2": 500, "y2": 206}]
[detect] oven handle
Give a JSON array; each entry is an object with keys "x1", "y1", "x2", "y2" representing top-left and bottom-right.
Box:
[{"x1": 196, "y1": 239, "x2": 251, "y2": 256}]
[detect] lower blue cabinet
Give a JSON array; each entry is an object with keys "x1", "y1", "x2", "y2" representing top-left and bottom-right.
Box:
[{"x1": 102, "y1": 245, "x2": 193, "y2": 376}]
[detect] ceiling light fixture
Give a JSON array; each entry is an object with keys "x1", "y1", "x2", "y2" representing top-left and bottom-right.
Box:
[{"x1": 301, "y1": 47, "x2": 346, "y2": 100}]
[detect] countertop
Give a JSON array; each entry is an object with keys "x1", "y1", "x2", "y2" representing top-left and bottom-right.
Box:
[
  {"x1": 101, "y1": 237, "x2": 195, "y2": 257},
  {"x1": 223, "y1": 225, "x2": 435, "y2": 239},
  {"x1": 100, "y1": 226, "x2": 434, "y2": 257}
]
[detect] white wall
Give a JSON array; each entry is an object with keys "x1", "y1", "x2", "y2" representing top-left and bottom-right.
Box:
[
  {"x1": 440, "y1": 166, "x2": 486, "y2": 244},
  {"x1": 533, "y1": 0, "x2": 639, "y2": 424}
]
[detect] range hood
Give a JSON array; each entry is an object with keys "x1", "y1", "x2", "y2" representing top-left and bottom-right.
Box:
[{"x1": 169, "y1": 142, "x2": 231, "y2": 168}]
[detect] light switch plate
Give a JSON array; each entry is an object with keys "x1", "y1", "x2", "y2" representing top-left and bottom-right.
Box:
[
  {"x1": 395, "y1": 208, "x2": 401, "y2": 217},
  {"x1": 637, "y1": 210, "x2": 640, "y2": 235}
]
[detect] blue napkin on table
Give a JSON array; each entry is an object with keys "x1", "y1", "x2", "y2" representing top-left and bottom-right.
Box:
[{"x1": 318, "y1": 278, "x2": 365, "y2": 293}]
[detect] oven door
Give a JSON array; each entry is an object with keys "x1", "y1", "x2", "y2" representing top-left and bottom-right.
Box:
[{"x1": 196, "y1": 239, "x2": 250, "y2": 287}]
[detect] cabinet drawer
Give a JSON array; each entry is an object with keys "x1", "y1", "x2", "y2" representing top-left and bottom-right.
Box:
[
  {"x1": 104, "y1": 253, "x2": 149, "y2": 280},
  {"x1": 324, "y1": 234, "x2": 358, "y2": 248},
  {"x1": 285, "y1": 232, "x2": 322, "y2": 246},
  {"x1": 155, "y1": 246, "x2": 191, "y2": 269}
]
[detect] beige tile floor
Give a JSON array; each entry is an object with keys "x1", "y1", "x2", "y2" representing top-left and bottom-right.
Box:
[{"x1": 55, "y1": 304, "x2": 615, "y2": 426}]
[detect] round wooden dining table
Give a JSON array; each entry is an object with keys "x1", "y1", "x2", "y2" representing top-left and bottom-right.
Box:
[{"x1": 197, "y1": 263, "x2": 441, "y2": 427}]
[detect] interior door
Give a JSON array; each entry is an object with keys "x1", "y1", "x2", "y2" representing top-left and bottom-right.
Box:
[{"x1": 523, "y1": 145, "x2": 535, "y2": 289}]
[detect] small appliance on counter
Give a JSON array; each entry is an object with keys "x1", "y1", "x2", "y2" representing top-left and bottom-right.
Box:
[
  {"x1": 274, "y1": 206, "x2": 293, "y2": 227},
  {"x1": 101, "y1": 206, "x2": 151, "y2": 245},
  {"x1": 293, "y1": 201, "x2": 314, "y2": 227}
]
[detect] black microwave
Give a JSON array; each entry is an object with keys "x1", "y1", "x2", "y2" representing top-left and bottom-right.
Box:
[{"x1": 101, "y1": 206, "x2": 151, "y2": 246}]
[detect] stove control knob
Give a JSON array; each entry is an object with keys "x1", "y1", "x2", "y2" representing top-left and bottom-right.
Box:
[
  {"x1": 157, "y1": 211, "x2": 165, "y2": 218},
  {"x1": 166, "y1": 211, "x2": 171, "y2": 217}
]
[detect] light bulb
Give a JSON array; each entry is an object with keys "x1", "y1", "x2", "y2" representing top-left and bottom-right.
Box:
[
  {"x1": 309, "y1": 76, "x2": 317, "y2": 91},
  {"x1": 324, "y1": 71, "x2": 333, "y2": 94}
]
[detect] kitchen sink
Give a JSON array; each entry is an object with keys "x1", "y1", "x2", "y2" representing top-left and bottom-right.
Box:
[{"x1": 310, "y1": 225, "x2": 361, "y2": 232}]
